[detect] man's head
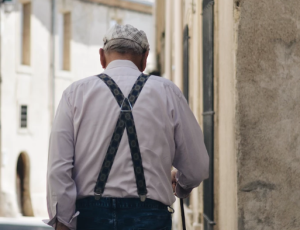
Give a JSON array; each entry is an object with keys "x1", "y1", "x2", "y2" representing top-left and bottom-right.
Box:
[{"x1": 100, "y1": 24, "x2": 149, "y2": 72}]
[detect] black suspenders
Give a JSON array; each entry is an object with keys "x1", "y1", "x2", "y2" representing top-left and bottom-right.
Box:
[{"x1": 94, "y1": 73, "x2": 150, "y2": 202}]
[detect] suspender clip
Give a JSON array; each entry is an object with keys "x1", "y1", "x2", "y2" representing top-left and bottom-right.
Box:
[
  {"x1": 139, "y1": 195, "x2": 146, "y2": 202},
  {"x1": 94, "y1": 192, "x2": 102, "y2": 200}
]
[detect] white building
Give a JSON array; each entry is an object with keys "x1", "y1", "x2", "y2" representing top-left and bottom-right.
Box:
[{"x1": 0, "y1": 0, "x2": 154, "y2": 217}]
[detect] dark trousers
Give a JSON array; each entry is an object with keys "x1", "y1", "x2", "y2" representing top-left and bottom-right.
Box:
[{"x1": 76, "y1": 197, "x2": 172, "y2": 230}]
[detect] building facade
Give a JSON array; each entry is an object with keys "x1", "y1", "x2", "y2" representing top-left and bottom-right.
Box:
[
  {"x1": 154, "y1": 0, "x2": 300, "y2": 230},
  {"x1": 0, "y1": 0, "x2": 154, "y2": 217}
]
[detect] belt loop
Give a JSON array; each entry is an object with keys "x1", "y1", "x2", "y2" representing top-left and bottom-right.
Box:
[
  {"x1": 139, "y1": 195, "x2": 146, "y2": 202},
  {"x1": 168, "y1": 206, "x2": 175, "y2": 213},
  {"x1": 94, "y1": 192, "x2": 102, "y2": 200}
]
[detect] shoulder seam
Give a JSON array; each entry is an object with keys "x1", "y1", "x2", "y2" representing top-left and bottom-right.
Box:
[
  {"x1": 64, "y1": 75, "x2": 100, "y2": 105},
  {"x1": 153, "y1": 78, "x2": 184, "y2": 101}
]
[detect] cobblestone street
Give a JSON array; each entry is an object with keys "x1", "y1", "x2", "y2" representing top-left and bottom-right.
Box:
[{"x1": 0, "y1": 218, "x2": 51, "y2": 230}]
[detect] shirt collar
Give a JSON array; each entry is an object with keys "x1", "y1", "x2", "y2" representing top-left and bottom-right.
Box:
[{"x1": 105, "y1": 60, "x2": 140, "y2": 71}]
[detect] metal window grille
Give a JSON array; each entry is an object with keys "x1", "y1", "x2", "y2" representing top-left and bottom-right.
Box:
[{"x1": 20, "y1": 105, "x2": 28, "y2": 128}]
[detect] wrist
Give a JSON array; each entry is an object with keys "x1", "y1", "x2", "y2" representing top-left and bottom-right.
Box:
[
  {"x1": 175, "y1": 183, "x2": 193, "y2": 199},
  {"x1": 56, "y1": 221, "x2": 70, "y2": 230}
]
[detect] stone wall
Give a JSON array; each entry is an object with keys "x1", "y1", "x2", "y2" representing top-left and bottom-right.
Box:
[{"x1": 236, "y1": 0, "x2": 300, "y2": 229}]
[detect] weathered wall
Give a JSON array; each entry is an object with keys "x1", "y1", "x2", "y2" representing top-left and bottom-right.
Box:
[{"x1": 236, "y1": 0, "x2": 300, "y2": 229}]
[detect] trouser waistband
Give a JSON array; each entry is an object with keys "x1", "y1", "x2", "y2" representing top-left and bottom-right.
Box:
[{"x1": 76, "y1": 196, "x2": 168, "y2": 210}]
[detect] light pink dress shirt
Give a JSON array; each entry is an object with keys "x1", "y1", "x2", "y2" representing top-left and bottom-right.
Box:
[{"x1": 44, "y1": 60, "x2": 209, "y2": 229}]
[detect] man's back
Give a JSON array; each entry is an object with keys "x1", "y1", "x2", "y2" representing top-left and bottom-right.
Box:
[{"x1": 49, "y1": 60, "x2": 208, "y2": 207}]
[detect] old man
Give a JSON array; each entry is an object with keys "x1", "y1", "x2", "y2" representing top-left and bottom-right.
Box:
[{"x1": 45, "y1": 24, "x2": 209, "y2": 230}]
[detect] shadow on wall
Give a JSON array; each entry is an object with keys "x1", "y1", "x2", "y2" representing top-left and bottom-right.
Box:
[{"x1": 16, "y1": 152, "x2": 34, "y2": 216}]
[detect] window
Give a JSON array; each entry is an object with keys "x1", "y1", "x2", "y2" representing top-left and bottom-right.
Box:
[
  {"x1": 63, "y1": 12, "x2": 71, "y2": 71},
  {"x1": 20, "y1": 105, "x2": 28, "y2": 128},
  {"x1": 21, "y1": 2, "x2": 31, "y2": 66}
]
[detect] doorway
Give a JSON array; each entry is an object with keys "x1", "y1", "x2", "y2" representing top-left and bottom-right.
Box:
[{"x1": 16, "y1": 152, "x2": 34, "y2": 216}]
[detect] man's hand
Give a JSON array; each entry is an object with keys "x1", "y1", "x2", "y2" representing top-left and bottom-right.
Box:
[
  {"x1": 171, "y1": 169, "x2": 178, "y2": 196},
  {"x1": 56, "y1": 221, "x2": 70, "y2": 230}
]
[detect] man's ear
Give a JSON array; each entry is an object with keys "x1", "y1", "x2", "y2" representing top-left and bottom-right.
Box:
[
  {"x1": 100, "y1": 48, "x2": 106, "y2": 69},
  {"x1": 141, "y1": 50, "x2": 149, "y2": 72}
]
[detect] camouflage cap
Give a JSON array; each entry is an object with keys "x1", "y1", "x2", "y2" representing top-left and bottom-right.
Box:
[{"x1": 103, "y1": 24, "x2": 149, "y2": 51}]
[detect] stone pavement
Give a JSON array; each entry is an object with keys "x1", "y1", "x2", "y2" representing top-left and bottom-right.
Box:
[{"x1": 0, "y1": 217, "x2": 51, "y2": 230}]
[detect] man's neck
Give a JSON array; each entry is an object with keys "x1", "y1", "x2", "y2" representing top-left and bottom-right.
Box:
[{"x1": 105, "y1": 53, "x2": 143, "y2": 71}]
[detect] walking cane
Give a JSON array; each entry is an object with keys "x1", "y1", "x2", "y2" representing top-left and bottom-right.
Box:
[{"x1": 180, "y1": 198, "x2": 186, "y2": 230}]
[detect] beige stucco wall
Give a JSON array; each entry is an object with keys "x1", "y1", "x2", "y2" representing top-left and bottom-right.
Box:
[
  {"x1": 214, "y1": 0, "x2": 238, "y2": 229},
  {"x1": 236, "y1": 0, "x2": 300, "y2": 229},
  {"x1": 161, "y1": 0, "x2": 206, "y2": 229},
  {"x1": 214, "y1": 0, "x2": 238, "y2": 230},
  {"x1": 184, "y1": 2, "x2": 204, "y2": 229},
  {"x1": 1, "y1": 0, "x2": 52, "y2": 217},
  {"x1": 0, "y1": 0, "x2": 154, "y2": 217}
]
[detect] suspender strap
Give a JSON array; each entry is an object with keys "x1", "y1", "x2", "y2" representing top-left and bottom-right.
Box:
[
  {"x1": 94, "y1": 73, "x2": 150, "y2": 202},
  {"x1": 97, "y1": 74, "x2": 125, "y2": 107}
]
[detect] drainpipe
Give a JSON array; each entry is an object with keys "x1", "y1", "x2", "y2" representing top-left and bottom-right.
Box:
[
  {"x1": 183, "y1": 25, "x2": 189, "y2": 102},
  {"x1": 202, "y1": 0, "x2": 216, "y2": 230},
  {"x1": 51, "y1": 0, "x2": 56, "y2": 121}
]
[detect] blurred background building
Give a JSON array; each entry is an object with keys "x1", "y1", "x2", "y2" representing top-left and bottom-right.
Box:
[
  {"x1": 0, "y1": 0, "x2": 154, "y2": 219},
  {"x1": 154, "y1": 0, "x2": 300, "y2": 230},
  {"x1": 1, "y1": 0, "x2": 300, "y2": 230}
]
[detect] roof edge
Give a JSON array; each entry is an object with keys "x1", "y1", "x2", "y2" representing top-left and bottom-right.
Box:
[{"x1": 85, "y1": 0, "x2": 153, "y2": 14}]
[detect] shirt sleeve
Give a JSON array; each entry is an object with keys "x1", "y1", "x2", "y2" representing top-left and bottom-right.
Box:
[
  {"x1": 43, "y1": 90, "x2": 79, "y2": 230},
  {"x1": 170, "y1": 85, "x2": 210, "y2": 198}
]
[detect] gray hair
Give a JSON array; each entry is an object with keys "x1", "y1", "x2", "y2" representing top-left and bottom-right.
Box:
[{"x1": 103, "y1": 39, "x2": 147, "y2": 55}]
